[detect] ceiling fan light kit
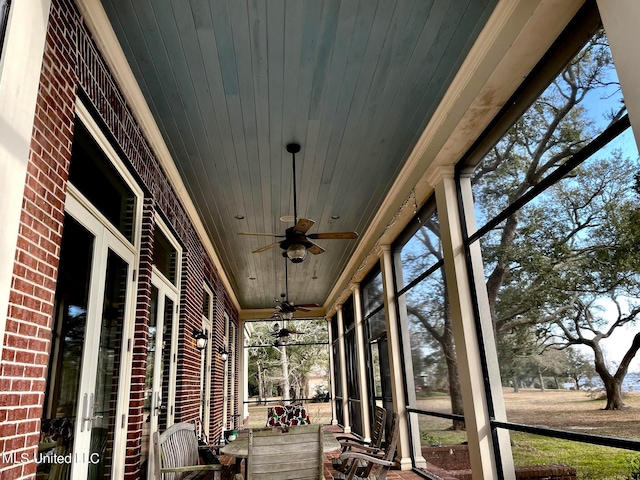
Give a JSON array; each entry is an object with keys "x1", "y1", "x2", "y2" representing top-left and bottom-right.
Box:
[{"x1": 286, "y1": 243, "x2": 308, "y2": 263}]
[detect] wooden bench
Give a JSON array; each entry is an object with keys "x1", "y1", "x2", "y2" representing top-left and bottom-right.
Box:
[{"x1": 153, "y1": 422, "x2": 224, "y2": 480}]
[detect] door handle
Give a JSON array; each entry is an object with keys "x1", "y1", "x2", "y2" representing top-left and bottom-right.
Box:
[
  {"x1": 81, "y1": 393, "x2": 97, "y2": 431},
  {"x1": 154, "y1": 391, "x2": 163, "y2": 414},
  {"x1": 81, "y1": 393, "x2": 88, "y2": 432}
]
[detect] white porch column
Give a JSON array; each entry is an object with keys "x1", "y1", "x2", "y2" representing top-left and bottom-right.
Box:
[
  {"x1": 240, "y1": 319, "x2": 250, "y2": 428},
  {"x1": 596, "y1": 0, "x2": 640, "y2": 148},
  {"x1": 379, "y1": 245, "x2": 411, "y2": 470},
  {"x1": 392, "y1": 247, "x2": 427, "y2": 470},
  {"x1": 336, "y1": 304, "x2": 351, "y2": 433},
  {"x1": 0, "y1": 0, "x2": 52, "y2": 359},
  {"x1": 351, "y1": 283, "x2": 372, "y2": 442},
  {"x1": 433, "y1": 166, "x2": 515, "y2": 479},
  {"x1": 327, "y1": 317, "x2": 339, "y2": 426}
]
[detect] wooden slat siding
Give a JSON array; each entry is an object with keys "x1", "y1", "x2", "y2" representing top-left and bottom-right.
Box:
[{"x1": 246, "y1": 425, "x2": 323, "y2": 480}]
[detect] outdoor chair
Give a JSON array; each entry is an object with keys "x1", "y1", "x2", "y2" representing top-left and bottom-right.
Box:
[
  {"x1": 236, "y1": 424, "x2": 324, "y2": 480},
  {"x1": 153, "y1": 422, "x2": 226, "y2": 480},
  {"x1": 331, "y1": 405, "x2": 387, "y2": 474},
  {"x1": 335, "y1": 412, "x2": 400, "y2": 480}
]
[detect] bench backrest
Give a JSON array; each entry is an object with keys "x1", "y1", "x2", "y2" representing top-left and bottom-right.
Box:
[
  {"x1": 153, "y1": 422, "x2": 200, "y2": 480},
  {"x1": 246, "y1": 424, "x2": 323, "y2": 480}
]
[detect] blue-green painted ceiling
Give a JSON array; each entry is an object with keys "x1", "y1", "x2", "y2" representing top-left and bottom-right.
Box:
[{"x1": 100, "y1": 0, "x2": 498, "y2": 310}]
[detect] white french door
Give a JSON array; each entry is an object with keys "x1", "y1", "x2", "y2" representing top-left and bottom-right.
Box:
[
  {"x1": 143, "y1": 269, "x2": 178, "y2": 478},
  {"x1": 43, "y1": 191, "x2": 136, "y2": 480},
  {"x1": 199, "y1": 317, "x2": 213, "y2": 438},
  {"x1": 199, "y1": 285, "x2": 214, "y2": 439}
]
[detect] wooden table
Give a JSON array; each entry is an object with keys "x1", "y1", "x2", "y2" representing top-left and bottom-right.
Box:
[{"x1": 220, "y1": 427, "x2": 341, "y2": 459}]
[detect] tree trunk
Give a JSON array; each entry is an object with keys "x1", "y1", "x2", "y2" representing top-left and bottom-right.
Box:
[
  {"x1": 280, "y1": 345, "x2": 290, "y2": 404},
  {"x1": 257, "y1": 362, "x2": 265, "y2": 403},
  {"x1": 603, "y1": 376, "x2": 625, "y2": 410},
  {"x1": 538, "y1": 366, "x2": 545, "y2": 392},
  {"x1": 443, "y1": 338, "x2": 465, "y2": 430},
  {"x1": 592, "y1": 342, "x2": 626, "y2": 410},
  {"x1": 512, "y1": 375, "x2": 519, "y2": 393}
]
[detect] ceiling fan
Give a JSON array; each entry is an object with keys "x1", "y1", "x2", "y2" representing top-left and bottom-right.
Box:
[
  {"x1": 238, "y1": 143, "x2": 358, "y2": 263},
  {"x1": 271, "y1": 255, "x2": 317, "y2": 341}
]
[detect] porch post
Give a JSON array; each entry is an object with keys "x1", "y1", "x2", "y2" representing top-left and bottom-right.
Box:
[
  {"x1": 351, "y1": 283, "x2": 372, "y2": 442},
  {"x1": 433, "y1": 166, "x2": 515, "y2": 480},
  {"x1": 392, "y1": 247, "x2": 428, "y2": 469},
  {"x1": 240, "y1": 318, "x2": 250, "y2": 428},
  {"x1": 379, "y1": 245, "x2": 411, "y2": 470},
  {"x1": 0, "y1": 0, "x2": 52, "y2": 360},
  {"x1": 596, "y1": 0, "x2": 640, "y2": 147},
  {"x1": 336, "y1": 304, "x2": 351, "y2": 433},
  {"x1": 327, "y1": 317, "x2": 339, "y2": 425}
]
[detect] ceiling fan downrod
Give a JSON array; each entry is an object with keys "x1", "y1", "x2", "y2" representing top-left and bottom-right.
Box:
[{"x1": 286, "y1": 142, "x2": 301, "y2": 226}]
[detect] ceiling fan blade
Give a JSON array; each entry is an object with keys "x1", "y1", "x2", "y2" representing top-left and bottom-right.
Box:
[
  {"x1": 308, "y1": 231, "x2": 359, "y2": 240},
  {"x1": 238, "y1": 232, "x2": 282, "y2": 237},
  {"x1": 293, "y1": 218, "x2": 315, "y2": 233},
  {"x1": 252, "y1": 242, "x2": 281, "y2": 253},
  {"x1": 296, "y1": 303, "x2": 319, "y2": 308},
  {"x1": 307, "y1": 242, "x2": 325, "y2": 255},
  {"x1": 295, "y1": 306, "x2": 312, "y2": 312}
]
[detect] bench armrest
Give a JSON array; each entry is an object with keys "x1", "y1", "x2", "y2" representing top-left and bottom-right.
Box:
[
  {"x1": 339, "y1": 442, "x2": 381, "y2": 454},
  {"x1": 339, "y1": 450, "x2": 394, "y2": 467}
]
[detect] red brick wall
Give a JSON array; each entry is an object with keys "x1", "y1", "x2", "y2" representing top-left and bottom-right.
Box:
[
  {"x1": 0, "y1": 0, "x2": 239, "y2": 478},
  {"x1": 0, "y1": 0, "x2": 77, "y2": 477}
]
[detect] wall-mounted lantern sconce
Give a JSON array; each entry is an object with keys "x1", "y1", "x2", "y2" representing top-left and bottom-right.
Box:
[
  {"x1": 193, "y1": 328, "x2": 208, "y2": 351},
  {"x1": 218, "y1": 346, "x2": 229, "y2": 362}
]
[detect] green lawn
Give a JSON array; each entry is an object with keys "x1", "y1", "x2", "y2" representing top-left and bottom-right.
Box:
[
  {"x1": 510, "y1": 433, "x2": 640, "y2": 480},
  {"x1": 416, "y1": 389, "x2": 640, "y2": 479}
]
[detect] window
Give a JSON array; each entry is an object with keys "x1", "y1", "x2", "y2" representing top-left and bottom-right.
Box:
[
  {"x1": 460, "y1": 5, "x2": 640, "y2": 476},
  {"x1": 394, "y1": 203, "x2": 468, "y2": 451},
  {"x1": 243, "y1": 318, "x2": 331, "y2": 427},
  {"x1": 68, "y1": 122, "x2": 137, "y2": 243},
  {"x1": 361, "y1": 267, "x2": 393, "y2": 431},
  {"x1": 153, "y1": 225, "x2": 178, "y2": 285}
]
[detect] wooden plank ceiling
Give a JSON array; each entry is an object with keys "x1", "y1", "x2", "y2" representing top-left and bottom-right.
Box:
[{"x1": 100, "y1": 0, "x2": 497, "y2": 311}]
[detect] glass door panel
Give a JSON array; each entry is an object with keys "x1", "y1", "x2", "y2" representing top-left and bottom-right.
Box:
[
  {"x1": 199, "y1": 320, "x2": 212, "y2": 439},
  {"x1": 141, "y1": 286, "x2": 159, "y2": 478},
  {"x1": 143, "y1": 272, "x2": 177, "y2": 479},
  {"x1": 42, "y1": 199, "x2": 134, "y2": 480},
  {"x1": 159, "y1": 296, "x2": 173, "y2": 432},
  {"x1": 89, "y1": 249, "x2": 128, "y2": 479},
  {"x1": 40, "y1": 216, "x2": 94, "y2": 480}
]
